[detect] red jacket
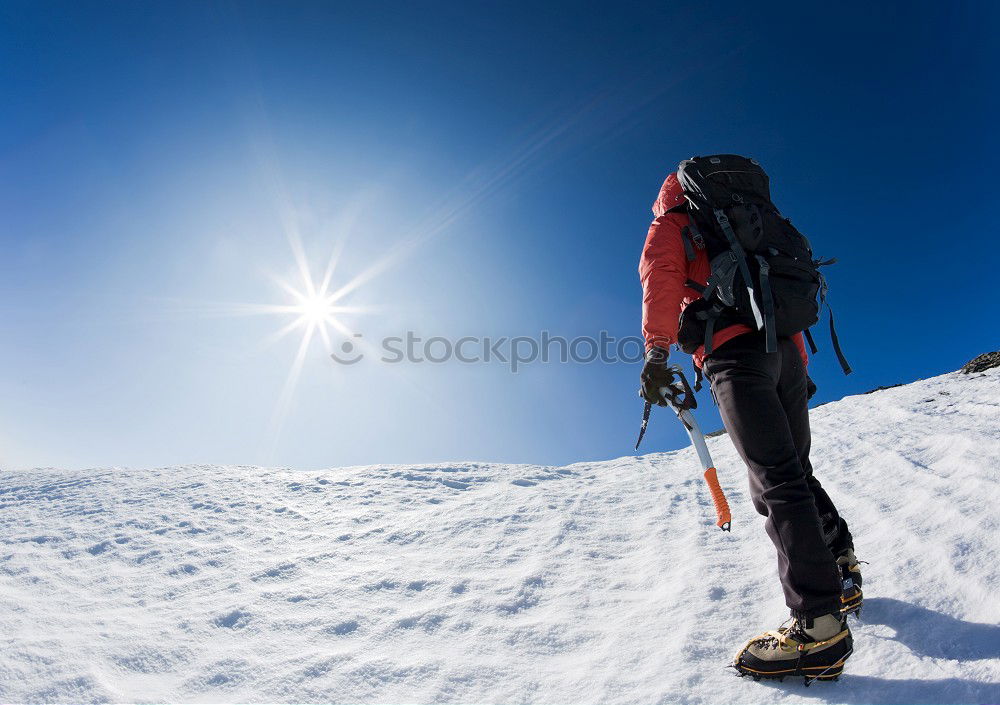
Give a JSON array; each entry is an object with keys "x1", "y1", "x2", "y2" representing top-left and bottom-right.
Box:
[{"x1": 639, "y1": 172, "x2": 807, "y2": 369}]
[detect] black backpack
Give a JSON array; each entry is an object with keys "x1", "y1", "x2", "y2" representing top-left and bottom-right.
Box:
[{"x1": 669, "y1": 154, "x2": 851, "y2": 375}]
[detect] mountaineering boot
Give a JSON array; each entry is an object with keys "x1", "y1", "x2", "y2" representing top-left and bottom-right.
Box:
[
  {"x1": 837, "y1": 548, "x2": 863, "y2": 616},
  {"x1": 732, "y1": 613, "x2": 852, "y2": 683}
]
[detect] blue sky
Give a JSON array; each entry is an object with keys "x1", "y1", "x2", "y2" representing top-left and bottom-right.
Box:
[{"x1": 1, "y1": 1, "x2": 996, "y2": 470}]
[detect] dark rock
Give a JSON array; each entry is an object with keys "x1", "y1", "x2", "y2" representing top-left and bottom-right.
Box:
[
  {"x1": 864, "y1": 383, "x2": 904, "y2": 394},
  {"x1": 961, "y1": 352, "x2": 1000, "y2": 374}
]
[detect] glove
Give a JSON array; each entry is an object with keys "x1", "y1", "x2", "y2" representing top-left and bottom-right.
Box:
[
  {"x1": 639, "y1": 346, "x2": 674, "y2": 407},
  {"x1": 806, "y1": 375, "x2": 817, "y2": 400}
]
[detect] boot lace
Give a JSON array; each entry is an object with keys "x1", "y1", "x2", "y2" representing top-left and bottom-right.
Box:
[
  {"x1": 752, "y1": 618, "x2": 804, "y2": 652},
  {"x1": 753, "y1": 616, "x2": 832, "y2": 653}
]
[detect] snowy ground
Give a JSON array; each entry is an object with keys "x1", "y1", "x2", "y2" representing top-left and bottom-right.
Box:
[{"x1": 1, "y1": 369, "x2": 999, "y2": 704}]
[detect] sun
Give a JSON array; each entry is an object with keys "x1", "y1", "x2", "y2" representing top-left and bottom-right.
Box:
[
  {"x1": 266, "y1": 264, "x2": 359, "y2": 358},
  {"x1": 293, "y1": 291, "x2": 337, "y2": 327}
]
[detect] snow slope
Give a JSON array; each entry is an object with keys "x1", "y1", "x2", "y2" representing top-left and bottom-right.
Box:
[{"x1": 1, "y1": 369, "x2": 999, "y2": 704}]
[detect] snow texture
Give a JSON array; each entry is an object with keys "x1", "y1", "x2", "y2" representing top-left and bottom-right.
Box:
[{"x1": 1, "y1": 369, "x2": 999, "y2": 704}]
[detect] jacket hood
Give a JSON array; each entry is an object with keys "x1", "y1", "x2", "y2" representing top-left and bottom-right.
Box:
[{"x1": 652, "y1": 172, "x2": 685, "y2": 217}]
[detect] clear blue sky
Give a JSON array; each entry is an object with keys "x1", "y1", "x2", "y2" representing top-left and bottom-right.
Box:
[{"x1": 1, "y1": 1, "x2": 996, "y2": 470}]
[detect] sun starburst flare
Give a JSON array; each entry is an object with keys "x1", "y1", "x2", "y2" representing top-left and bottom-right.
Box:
[{"x1": 167, "y1": 224, "x2": 373, "y2": 461}]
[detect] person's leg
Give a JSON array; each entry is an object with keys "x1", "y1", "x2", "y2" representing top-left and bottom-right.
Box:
[
  {"x1": 775, "y1": 339, "x2": 854, "y2": 557},
  {"x1": 704, "y1": 333, "x2": 841, "y2": 619}
]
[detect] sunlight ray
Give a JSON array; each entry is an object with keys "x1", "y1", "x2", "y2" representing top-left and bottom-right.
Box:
[
  {"x1": 323, "y1": 62, "x2": 704, "y2": 308},
  {"x1": 163, "y1": 299, "x2": 305, "y2": 318},
  {"x1": 318, "y1": 232, "x2": 347, "y2": 300},
  {"x1": 268, "y1": 272, "x2": 309, "y2": 304},
  {"x1": 266, "y1": 319, "x2": 317, "y2": 458},
  {"x1": 316, "y1": 315, "x2": 333, "y2": 353},
  {"x1": 256, "y1": 315, "x2": 309, "y2": 351},
  {"x1": 328, "y1": 304, "x2": 381, "y2": 315},
  {"x1": 325, "y1": 316, "x2": 356, "y2": 340}
]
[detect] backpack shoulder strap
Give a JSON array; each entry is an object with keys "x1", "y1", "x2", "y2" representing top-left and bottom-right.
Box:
[
  {"x1": 713, "y1": 208, "x2": 767, "y2": 336},
  {"x1": 680, "y1": 226, "x2": 696, "y2": 262},
  {"x1": 755, "y1": 254, "x2": 778, "y2": 353}
]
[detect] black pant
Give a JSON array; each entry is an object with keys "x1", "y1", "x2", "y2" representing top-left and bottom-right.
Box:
[{"x1": 704, "y1": 331, "x2": 853, "y2": 618}]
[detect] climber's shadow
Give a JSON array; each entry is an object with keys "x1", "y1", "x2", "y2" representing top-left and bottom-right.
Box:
[{"x1": 862, "y1": 597, "x2": 1000, "y2": 660}]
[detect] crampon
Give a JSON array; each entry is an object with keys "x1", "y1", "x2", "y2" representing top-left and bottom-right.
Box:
[{"x1": 731, "y1": 614, "x2": 853, "y2": 685}]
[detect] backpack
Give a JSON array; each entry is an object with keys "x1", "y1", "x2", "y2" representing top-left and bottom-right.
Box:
[{"x1": 669, "y1": 154, "x2": 852, "y2": 375}]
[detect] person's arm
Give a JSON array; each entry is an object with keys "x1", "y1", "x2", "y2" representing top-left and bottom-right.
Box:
[{"x1": 639, "y1": 213, "x2": 690, "y2": 351}]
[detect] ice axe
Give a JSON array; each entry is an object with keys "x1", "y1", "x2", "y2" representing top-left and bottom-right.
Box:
[{"x1": 635, "y1": 365, "x2": 732, "y2": 532}]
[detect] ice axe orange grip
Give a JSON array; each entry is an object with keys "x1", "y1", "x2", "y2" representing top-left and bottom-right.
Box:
[
  {"x1": 703, "y1": 466, "x2": 732, "y2": 531},
  {"x1": 673, "y1": 406, "x2": 732, "y2": 531}
]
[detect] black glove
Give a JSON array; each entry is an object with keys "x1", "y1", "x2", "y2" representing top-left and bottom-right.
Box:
[
  {"x1": 639, "y1": 346, "x2": 675, "y2": 407},
  {"x1": 806, "y1": 375, "x2": 817, "y2": 400}
]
